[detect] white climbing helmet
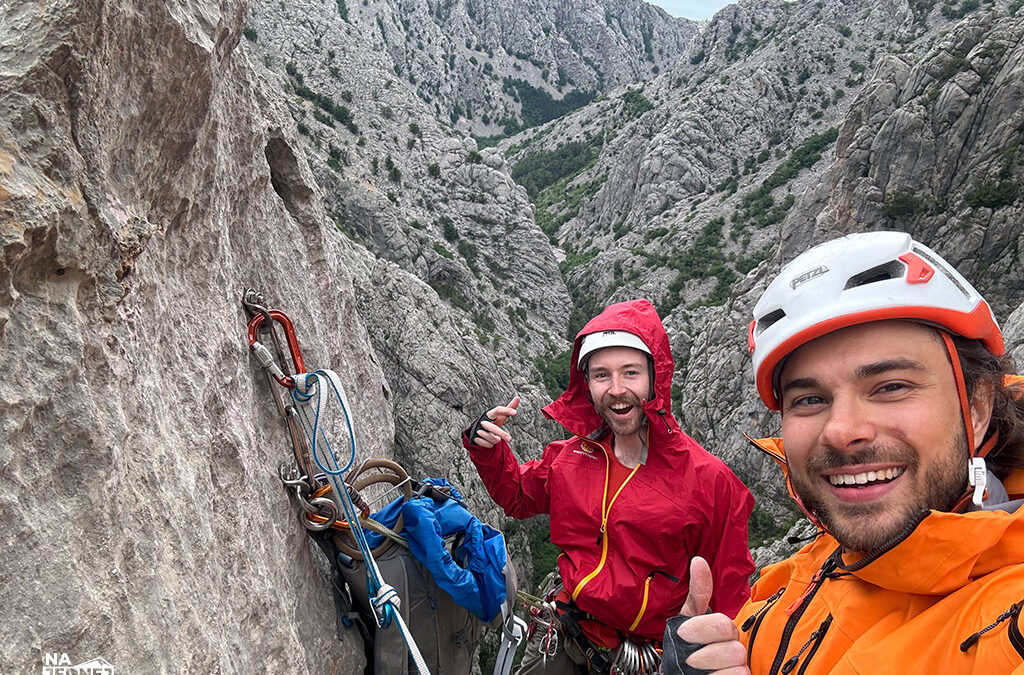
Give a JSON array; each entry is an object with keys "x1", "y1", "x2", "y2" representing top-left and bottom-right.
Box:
[
  {"x1": 748, "y1": 231, "x2": 1004, "y2": 410},
  {"x1": 578, "y1": 330, "x2": 651, "y2": 367}
]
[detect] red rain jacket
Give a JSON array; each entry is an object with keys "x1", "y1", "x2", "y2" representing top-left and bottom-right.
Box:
[{"x1": 466, "y1": 299, "x2": 755, "y2": 640}]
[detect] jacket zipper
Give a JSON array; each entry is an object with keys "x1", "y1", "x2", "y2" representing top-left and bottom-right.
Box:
[
  {"x1": 741, "y1": 586, "x2": 786, "y2": 662},
  {"x1": 782, "y1": 614, "x2": 832, "y2": 674},
  {"x1": 768, "y1": 553, "x2": 839, "y2": 675},
  {"x1": 795, "y1": 615, "x2": 833, "y2": 675},
  {"x1": 629, "y1": 575, "x2": 653, "y2": 631},
  {"x1": 1011, "y1": 602, "x2": 1024, "y2": 657},
  {"x1": 571, "y1": 442, "x2": 640, "y2": 602},
  {"x1": 959, "y1": 601, "x2": 1024, "y2": 655},
  {"x1": 628, "y1": 570, "x2": 680, "y2": 631}
]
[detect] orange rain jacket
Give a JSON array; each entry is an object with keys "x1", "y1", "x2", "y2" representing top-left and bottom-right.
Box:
[
  {"x1": 466, "y1": 299, "x2": 755, "y2": 641},
  {"x1": 739, "y1": 437, "x2": 1024, "y2": 675}
]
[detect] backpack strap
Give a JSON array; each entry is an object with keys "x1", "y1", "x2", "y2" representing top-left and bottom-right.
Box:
[{"x1": 307, "y1": 528, "x2": 372, "y2": 645}]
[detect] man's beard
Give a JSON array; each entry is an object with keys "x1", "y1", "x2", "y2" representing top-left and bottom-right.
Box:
[
  {"x1": 789, "y1": 430, "x2": 969, "y2": 553},
  {"x1": 596, "y1": 392, "x2": 647, "y2": 437}
]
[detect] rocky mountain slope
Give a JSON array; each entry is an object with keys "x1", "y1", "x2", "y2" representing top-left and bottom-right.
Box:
[
  {"x1": 246, "y1": 0, "x2": 696, "y2": 139},
  {"x1": 243, "y1": 0, "x2": 582, "y2": 515},
  {"x1": 324, "y1": 0, "x2": 698, "y2": 136},
  {"x1": 4, "y1": 0, "x2": 1024, "y2": 671},
  {"x1": 501, "y1": 0, "x2": 1024, "y2": 532}
]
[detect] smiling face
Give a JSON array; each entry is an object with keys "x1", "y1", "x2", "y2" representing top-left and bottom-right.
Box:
[
  {"x1": 778, "y1": 320, "x2": 991, "y2": 552},
  {"x1": 586, "y1": 346, "x2": 651, "y2": 438}
]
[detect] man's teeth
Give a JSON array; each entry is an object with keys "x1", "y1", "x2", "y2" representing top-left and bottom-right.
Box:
[
  {"x1": 610, "y1": 403, "x2": 632, "y2": 412},
  {"x1": 828, "y1": 467, "x2": 903, "y2": 486}
]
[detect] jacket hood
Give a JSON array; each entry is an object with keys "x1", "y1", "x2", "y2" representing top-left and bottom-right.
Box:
[
  {"x1": 543, "y1": 299, "x2": 680, "y2": 439},
  {"x1": 745, "y1": 434, "x2": 816, "y2": 524}
]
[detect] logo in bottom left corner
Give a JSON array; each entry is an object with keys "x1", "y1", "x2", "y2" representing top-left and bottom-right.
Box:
[{"x1": 42, "y1": 652, "x2": 115, "y2": 675}]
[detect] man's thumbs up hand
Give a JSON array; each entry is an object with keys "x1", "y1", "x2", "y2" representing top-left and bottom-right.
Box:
[
  {"x1": 661, "y1": 557, "x2": 750, "y2": 675},
  {"x1": 680, "y1": 554, "x2": 714, "y2": 617}
]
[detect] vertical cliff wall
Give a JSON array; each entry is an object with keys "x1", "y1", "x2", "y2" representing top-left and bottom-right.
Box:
[{"x1": 1, "y1": 0, "x2": 394, "y2": 670}]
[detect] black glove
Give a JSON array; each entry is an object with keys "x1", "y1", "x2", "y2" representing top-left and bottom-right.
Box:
[
  {"x1": 466, "y1": 410, "x2": 496, "y2": 446},
  {"x1": 661, "y1": 615, "x2": 713, "y2": 675}
]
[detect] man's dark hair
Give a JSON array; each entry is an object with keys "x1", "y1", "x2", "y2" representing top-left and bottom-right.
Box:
[{"x1": 953, "y1": 335, "x2": 1024, "y2": 478}]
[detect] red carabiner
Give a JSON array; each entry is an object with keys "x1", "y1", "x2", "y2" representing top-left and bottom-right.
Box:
[{"x1": 247, "y1": 309, "x2": 307, "y2": 388}]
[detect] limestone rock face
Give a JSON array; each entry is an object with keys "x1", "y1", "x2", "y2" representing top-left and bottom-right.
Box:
[
  {"x1": 244, "y1": 0, "x2": 575, "y2": 531},
  {"x1": 828, "y1": 10, "x2": 1024, "y2": 317},
  {"x1": 1, "y1": 0, "x2": 396, "y2": 669}
]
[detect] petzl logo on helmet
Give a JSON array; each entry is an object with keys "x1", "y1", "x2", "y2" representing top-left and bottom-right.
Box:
[{"x1": 790, "y1": 265, "x2": 829, "y2": 289}]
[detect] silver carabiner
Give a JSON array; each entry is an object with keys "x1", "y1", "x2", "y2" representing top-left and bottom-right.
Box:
[
  {"x1": 300, "y1": 497, "x2": 339, "y2": 531},
  {"x1": 613, "y1": 639, "x2": 639, "y2": 675},
  {"x1": 539, "y1": 621, "x2": 559, "y2": 657},
  {"x1": 638, "y1": 642, "x2": 660, "y2": 674}
]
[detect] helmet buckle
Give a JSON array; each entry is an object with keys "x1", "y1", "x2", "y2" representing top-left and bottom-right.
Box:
[{"x1": 968, "y1": 457, "x2": 988, "y2": 507}]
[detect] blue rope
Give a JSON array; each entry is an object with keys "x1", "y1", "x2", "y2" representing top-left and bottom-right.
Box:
[{"x1": 291, "y1": 371, "x2": 396, "y2": 627}]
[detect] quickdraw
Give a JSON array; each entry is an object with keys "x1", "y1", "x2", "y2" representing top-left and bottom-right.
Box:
[{"x1": 243, "y1": 289, "x2": 431, "y2": 675}]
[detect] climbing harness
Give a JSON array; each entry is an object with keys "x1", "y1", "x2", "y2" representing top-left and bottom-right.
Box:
[
  {"x1": 521, "y1": 572, "x2": 661, "y2": 675},
  {"x1": 243, "y1": 290, "x2": 431, "y2": 675}
]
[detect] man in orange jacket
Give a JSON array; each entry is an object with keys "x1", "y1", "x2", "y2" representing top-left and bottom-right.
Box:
[
  {"x1": 664, "y1": 231, "x2": 1024, "y2": 675},
  {"x1": 465, "y1": 299, "x2": 754, "y2": 674}
]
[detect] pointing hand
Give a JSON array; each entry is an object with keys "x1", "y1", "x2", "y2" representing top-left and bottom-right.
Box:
[{"x1": 467, "y1": 396, "x2": 521, "y2": 448}]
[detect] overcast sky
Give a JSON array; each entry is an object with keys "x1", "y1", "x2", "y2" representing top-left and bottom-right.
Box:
[{"x1": 649, "y1": 0, "x2": 734, "y2": 20}]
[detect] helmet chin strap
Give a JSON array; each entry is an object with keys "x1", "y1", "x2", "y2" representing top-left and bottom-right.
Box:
[
  {"x1": 938, "y1": 330, "x2": 997, "y2": 509},
  {"x1": 790, "y1": 478, "x2": 825, "y2": 530}
]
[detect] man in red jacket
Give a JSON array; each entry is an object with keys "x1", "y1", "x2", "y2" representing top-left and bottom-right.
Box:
[{"x1": 464, "y1": 299, "x2": 755, "y2": 674}]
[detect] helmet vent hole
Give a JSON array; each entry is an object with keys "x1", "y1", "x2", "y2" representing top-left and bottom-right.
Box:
[
  {"x1": 756, "y1": 309, "x2": 787, "y2": 335},
  {"x1": 844, "y1": 261, "x2": 904, "y2": 289}
]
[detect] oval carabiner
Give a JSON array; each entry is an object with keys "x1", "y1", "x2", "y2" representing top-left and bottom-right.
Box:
[
  {"x1": 247, "y1": 309, "x2": 307, "y2": 388},
  {"x1": 301, "y1": 497, "x2": 339, "y2": 531},
  {"x1": 613, "y1": 639, "x2": 639, "y2": 675},
  {"x1": 639, "y1": 642, "x2": 660, "y2": 674}
]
